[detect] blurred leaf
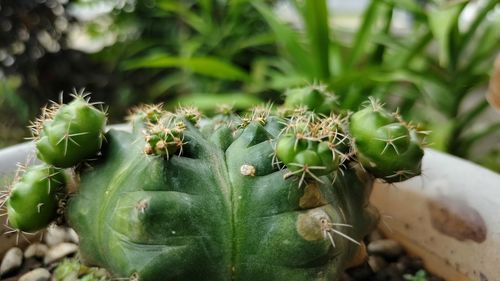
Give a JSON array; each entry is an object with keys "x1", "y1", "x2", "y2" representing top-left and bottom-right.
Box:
[
  {"x1": 173, "y1": 93, "x2": 262, "y2": 112},
  {"x1": 122, "y1": 54, "x2": 250, "y2": 81},
  {"x1": 372, "y1": 5, "x2": 393, "y2": 64},
  {"x1": 253, "y1": 1, "x2": 315, "y2": 78},
  {"x1": 0, "y1": 76, "x2": 29, "y2": 122},
  {"x1": 297, "y1": 0, "x2": 330, "y2": 79},
  {"x1": 347, "y1": 1, "x2": 384, "y2": 69},
  {"x1": 427, "y1": 3, "x2": 463, "y2": 66},
  {"x1": 462, "y1": 21, "x2": 500, "y2": 74},
  {"x1": 384, "y1": 0, "x2": 426, "y2": 19},
  {"x1": 459, "y1": 0, "x2": 499, "y2": 55},
  {"x1": 156, "y1": 1, "x2": 206, "y2": 33},
  {"x1": 233, "y1": 32, "x2": 275, "y2": 50}
]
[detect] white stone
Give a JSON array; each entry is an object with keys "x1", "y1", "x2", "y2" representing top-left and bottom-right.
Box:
[
  {"x1": 44, "y1": 226, "x2": 67, "y2": 247},
  {"x1": 24, "y1": 243, "x2": 49, "y2": 259},
  {"x1": 0, "y1": 247, "x2": 23, "y2": 276},
  {"x1": 43, "y1": 243, "x2": 78, "y2": 265},
  {"x1": 66, "y1": 228, "x2": 79, "y2": 244},
  {"x1": 19, "y1": 268, "x2": 51, "y2": 281}
]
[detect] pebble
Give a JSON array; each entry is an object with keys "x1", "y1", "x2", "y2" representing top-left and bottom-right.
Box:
[
  {"x1": 24, "y1": 243, "x2": 48, "y2": 259},
  {"x1": 368, "y1": 255, "x2": 387, "y2": 273},
  {"x1": 367, "y1": 239, "x2": 403, "y2": 258},
  {"x1": 44, "y1": 226, "x2": 68, "y2": 247},
  {"x1": 43, "y1": 243, "x2": 78, "y2": 265},
  {"x1": 0, "y1": 247, "x2": 23, "y2": 276},
  {"x1": 67, "y1": 228, "x2": 79, "y2": 244},
  {"x1": 18, "y1": 268, "x2": 50, "y2": 281}
]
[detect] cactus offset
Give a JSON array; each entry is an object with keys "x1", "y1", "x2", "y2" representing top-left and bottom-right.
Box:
[
  {"x1": 32, "y1": 89, "x2": 107, "y2": 168},
  {"x1": 1, "y1": 93, "x2": 425, "y2": 281},
  {"x1": 349, "y1": 98, "x2": 424, "y2": 182},
  {"x1": 5, "y1": 164, "x2": 65, "y2": 232}
]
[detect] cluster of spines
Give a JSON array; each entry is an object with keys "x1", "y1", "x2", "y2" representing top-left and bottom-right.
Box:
[
  {"x1": 143, "y1": 117, "x2": 186, "y2": 158},
  {"x1": 275, "y1": 110, "x2": 350, "y2": 186},
  {"x1": 131, "y1": 105, "x2": 203, "y2": 158}
]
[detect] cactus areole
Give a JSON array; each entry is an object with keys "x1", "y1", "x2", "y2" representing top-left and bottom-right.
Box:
[{"x1": 2, "y1": 94, "x2": 425, "y2": 281}]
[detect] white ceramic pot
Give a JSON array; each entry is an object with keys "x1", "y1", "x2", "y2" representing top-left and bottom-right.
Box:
[{"x1": 371, "y1": 149, "x2": 500, "y2": 281}]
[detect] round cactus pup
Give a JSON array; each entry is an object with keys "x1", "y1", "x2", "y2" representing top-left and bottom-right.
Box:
[
  {"x1": 284, "y1": 84, "x2": 338, "y2": 115},
  {"x1": 33, "y1": 91, "x2": 107, "y2": 168},
  {"x1": 349, "y1": 99, "x2": 424, "y2": 182}
]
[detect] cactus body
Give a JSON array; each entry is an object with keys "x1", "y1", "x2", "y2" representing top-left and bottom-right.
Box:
[
  {"x1": 6, "y1": 164, "x2": 65, "y2": 232},
  {"x1": 349, "y1": 103, "x2": 424, "y2": 182},
  {"x1": 3, "y1": 94, "x2": 424, "y2": 281},
  {"x1": 68, "y1": 115, "x2": 379, "y2": 281},
  {"x1": 35, "y1": 97, "x2": 106, "y2": 168},
  {"x1": 284, "y1": 85, "x2": 338, "y2": 115}
]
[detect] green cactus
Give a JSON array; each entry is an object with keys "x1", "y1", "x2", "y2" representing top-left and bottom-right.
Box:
[
  {"x1": 349, "y1": 98, "x2": 424, "y2": 182},
  {"x1": 284, "y1": 84, "x2": 338, "y2": 115},
  {"x1": 32, "y1": 90, "x2": 107, "y2": 168},
  {"x1": 4, "y1": 164, "x2": 65, "y2": 232},
  {"x1": 67, "y1": 112, "x2": 379, "y2": 281},
  {"x1": 2, "y1": 95, "x2": 424, "y2": 281}
]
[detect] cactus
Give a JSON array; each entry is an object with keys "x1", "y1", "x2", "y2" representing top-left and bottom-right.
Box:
[
  {"x1": 31, "y1": 90, "x2": 107, "y2": 168},
  {"x1": 4, "y1": 164, "x2": 65, "y2": 232},
  {"x1": 349, "y1": 98, "x2": 424, "y2": 182},
  {"x1": 284, "y1": 84, "x2": 338, "y2": 115},
  {"x1": 1, "y1": 94, "x2": 424, "y2": 281}
]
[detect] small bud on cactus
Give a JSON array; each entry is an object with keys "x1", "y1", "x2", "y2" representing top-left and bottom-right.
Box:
[
  {"x1": 276, "y1": 113, "x2": 349, "y2": 185},
  {"x1": 5, "y1": 164, "x2": 65, "y2": 232},
  {"x1": 33, "y1": 91, "x2": 107, "y2": 168},
  {"x1": 349, "y1": 98, "x2": 424, "y2": 182},
  {"x1": 143, "y1": 115, "x2": 185, "y2": 158},
  {"x1": 284, "y1": 84, "x2": 338, "y2": 114}
]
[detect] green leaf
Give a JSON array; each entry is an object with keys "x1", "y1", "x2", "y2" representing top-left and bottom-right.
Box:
[
  {"x1": 122, "y1": 54, "x2": 250, "y2": 81},
  {"x1": 253, "y1": 1, "x2": 315, "y2": 78},
  {"x1": 384, "y1": 0, "x2": 426, "y2": 19},
  {"x1": 155, "y1": 1, "x2": 206, "y2": 33},
  {"x1": 298, "y1": 0, "x2": 330, "y2": 79},
  {"x1": 347, "y1": 1, "x2": 384, "y2": 69},
  {"x1": 427, "y1": 3, "x2": 463, "y2": 66},
  {"x1": 173, "y1": 93, "x2": 262, "y2": 112},
  {"x1": 458, "y1": 0, "x2": 500, "y2": 56}
]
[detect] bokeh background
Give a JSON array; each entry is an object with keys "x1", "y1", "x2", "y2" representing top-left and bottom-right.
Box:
[{"x1": 1, "y1": 0, "x2": 499, "y2": 171}]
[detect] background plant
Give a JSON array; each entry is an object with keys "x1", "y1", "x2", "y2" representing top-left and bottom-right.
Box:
[
  {"x1": 254, "y1": 0, "x2": 500, "y2": 170},
  {"x1": 1, "y1": 0, "x2": 498, "y2": 172}
]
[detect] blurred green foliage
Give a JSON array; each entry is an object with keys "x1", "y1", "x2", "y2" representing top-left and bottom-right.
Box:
[
  {"x1": 53, "y1": 258, "x2": 109, "y2": 281},
  {"x1": 80, "y1": 0, "x2": 278, "y2": 108},
  {"x1": 254, "y1": 0, "x2": 500, "y2": 170},
  {"x1": 0, "y1": 0, "x2": 498, "y2": 171}
]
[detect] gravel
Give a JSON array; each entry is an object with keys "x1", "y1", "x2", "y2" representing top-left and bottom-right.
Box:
[{"x1": 0, "y1": 227, "x2": 444, "y2": 280}]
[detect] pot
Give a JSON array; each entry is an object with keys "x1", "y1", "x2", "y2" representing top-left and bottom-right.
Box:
[{"x1": 371, "y1": 149, "x2": 500, "y2": 281}]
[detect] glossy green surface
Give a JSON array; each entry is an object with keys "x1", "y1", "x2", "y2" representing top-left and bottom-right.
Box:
[
  {"x1": 349, "y1": 106, "x2": 424, "y2": 182},
  {"x1": 68, "y1": 120, "x2": 378, "y2": 281},
  {"x1": 36, "y1": 98, "x2": 106, "y2": 168},
  {"x1": 7, "y1": 164, "x2": 65, "y2": 232}
]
